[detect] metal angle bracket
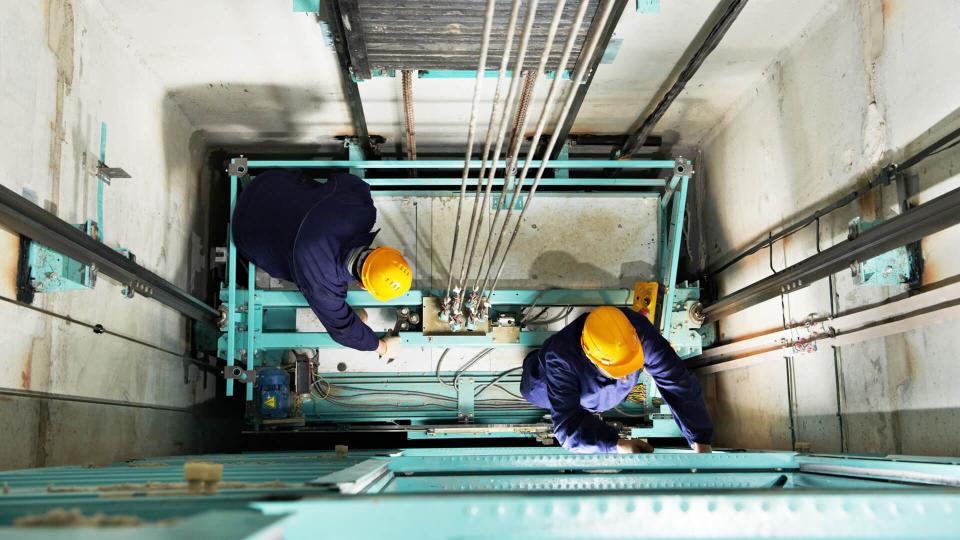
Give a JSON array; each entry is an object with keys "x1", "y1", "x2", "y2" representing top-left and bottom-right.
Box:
[
  {"x1": 95, "y1": 161, "x2": 131, "y2": 186},
  {"x1": 227, "y1": 157, "x2": 249, "y2": 177},
  {"x1": 23, "y1": 220, "x2": 100, "y2": 295},
  {"x1": 674, "y1": 157, "x2": 694, "y2": 177},
  {"x1": 457, "y1": 377, "x2": 476, "y2": 423}
]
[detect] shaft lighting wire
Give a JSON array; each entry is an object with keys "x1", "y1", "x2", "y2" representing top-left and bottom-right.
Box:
[
  {"x1": 474, "y1": 0, "x2": 589, "y2": 295},
  {"x1": 456, "y1": 0, "x2": 524, "y2": 292},
  {"x1": 485, "y1": 0, "x2": 617, "y2": 299},
  {"x1": 458, "y1": 0, "x2": 540, "y2": 298},
  {"x1": 444, "y1": 0, "x2": 497, "y2": 302},
  {"x1": 472, "y1": 0, "x2": 573, "y2": 295}
]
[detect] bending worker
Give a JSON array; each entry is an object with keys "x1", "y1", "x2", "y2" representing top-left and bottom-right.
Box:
[
  {"x1": 521, "y1": 306, "x2": 713, "y2": 453},
  {"x1": 231, "y1": 169, "x2": 412, "y2": 358}
]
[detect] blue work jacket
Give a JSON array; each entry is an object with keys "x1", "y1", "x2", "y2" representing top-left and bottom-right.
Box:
[
  {"x1": 231, "y1": 170, "x2": 379, "y2": 351},
  {"x1": 521, "y1": 307, "x2": 713, "y2": 452}
]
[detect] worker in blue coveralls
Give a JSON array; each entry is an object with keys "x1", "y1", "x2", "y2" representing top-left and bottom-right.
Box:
[
  {"x1": 521, "y1": 306, "x2": 713, "y2": 453},
  {"x1": 231, "y1": 169, "x2": 412, "y2": 359}
]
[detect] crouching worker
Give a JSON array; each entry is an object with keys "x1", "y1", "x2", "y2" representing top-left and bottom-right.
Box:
[
  {"x1": 232, "y1": 169, "x2": 412, "y2": 358},
  {"x1": 521, "y1": 306, "x2": 713, "y2": 453}
]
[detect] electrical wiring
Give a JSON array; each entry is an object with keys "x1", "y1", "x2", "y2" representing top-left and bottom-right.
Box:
[
  {"x1": 525, "y1": 306, "x2": 574, "y2": 326},
  {"x1": 612, "y1": 406, "x2": 647, "y2": 418},
  {"x1": 474, "y1": 366, "x2": 523, "y2": 398}
]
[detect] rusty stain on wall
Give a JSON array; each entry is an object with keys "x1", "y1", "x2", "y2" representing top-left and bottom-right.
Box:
[
  {"x1": 44, "y1": 0, "x2": 76, "y2": 210},
  {"x1": 0, "y1": 228, "x2": 18, "y2": 298}
]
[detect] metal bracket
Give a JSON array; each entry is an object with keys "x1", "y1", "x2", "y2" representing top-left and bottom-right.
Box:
[
  {"x1": 25, "y1": 220, "x2": 100, "y2": 294},
  {"x1": 224, "y1": 364, "x2": 256, "y2": 384},
  {"x1": 95, "y1": 161, "x2": 131, "y2": 186},
  {"x1": 227, "y1": 157, "x2": 249, "y2": 177},
  {"x1": 457, "y1": 377, "x2": 475, "y2": 423},
  {"x1": 674, "y1": 156, "x2": 694, "y2": 177}
]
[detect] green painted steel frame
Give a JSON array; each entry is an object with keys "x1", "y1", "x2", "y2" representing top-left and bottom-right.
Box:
[
  {"x1": 222, "y1": 158, "x2": 693, "y2": 408},
  {"x1": 5, "y1": 450, "x2": 960, "y2": 538},
  {"x1": 246, "y1": 159, "x2": 676, "y2": 169}
]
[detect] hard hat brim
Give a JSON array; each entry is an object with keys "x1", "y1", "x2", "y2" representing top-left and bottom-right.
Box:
[{"x1": 583, "y1": 343, "x2": 645, "y2": 379}]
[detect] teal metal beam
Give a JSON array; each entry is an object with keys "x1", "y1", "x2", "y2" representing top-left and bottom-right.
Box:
[
  {"x1": 226, "y1": 164, "x2": 239, "y2": 397},
  {"x1": 359, "y1": 177, "x2": 666, "y2": 187},
  {"x1": 256, "y1": 491, "x2": 960, "y2": 539},
  {"x1": 383, "y1": 472, "x2": 793, "y2": 493},
  {"x1": 246, "y1": 159, "x2": 676, "y2": 169},
  {"x1": 384, "y1": 450, "x2": 799, "y2": 474},
  {"x1": 97, "y1": 122, "x2": 107, "y2": 240},
  {"x1": 417, "y1": 70, "x2": 571, "y2": 80},
  {"x1": 370, "y1": 191, "x2": 661, "y2": 199},
  {"x1": 225, "y1": 288, "x2": 631, "y2": 309},
  {"x1": 256, "y1": 330, "x2": 554, "y2": 349},
  {"x1": 659, "y1": 176, "x2": 690, "y2": 336}
]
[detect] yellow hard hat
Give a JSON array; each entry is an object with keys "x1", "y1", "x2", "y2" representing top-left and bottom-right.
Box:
[
  {"x1": 361, "y1": 247, "x2": 413, "y2": 301},
  {"x1": 580, "y1": 306, "x2": 645, "y2": 379}
]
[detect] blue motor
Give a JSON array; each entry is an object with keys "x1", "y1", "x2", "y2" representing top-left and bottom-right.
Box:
[{"x1": 257, "y1": 367, "x2": 290, "y2": 419}]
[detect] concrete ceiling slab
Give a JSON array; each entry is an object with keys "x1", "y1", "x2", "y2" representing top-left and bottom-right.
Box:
[{"x1": 95, "y1": 0, "x2": 833, "y2": 148}]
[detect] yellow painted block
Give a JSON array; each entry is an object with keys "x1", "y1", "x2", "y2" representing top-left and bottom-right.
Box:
[{"x1": 631, "y1": 281, "x2": 658, "y2": 324}]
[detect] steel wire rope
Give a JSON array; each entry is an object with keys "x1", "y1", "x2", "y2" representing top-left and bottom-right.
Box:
[
  {"x1": 443, "y1": 0, "x2": 497, "y2": 303},
  {"x1": 475, "y1": 0, "x2": 588, "y2": 297},
  {"x1": 484, "y1": 0, "x2": 617, "y2": 300},
  {"x1": 456, "y1": 0, "x2": 524, "y2": 296},
  {"x1": 457, "y1": 0, "x2": 541, "y2": 302}
]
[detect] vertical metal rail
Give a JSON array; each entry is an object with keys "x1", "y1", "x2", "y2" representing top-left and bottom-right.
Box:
[
  {"x1": 326, "y1": 0, "x2": 375, "y2": 157},
  {"x1": 246, "y1": 261, "x2": 256, "y2": 401},
  {"x1": 226, "y1": 164, "x2": 239, "y2": 397},
  {"x1": 463, "y1": 0, "x2": 541, "y2": 307},
  {"x1": 547, "y1": 0, "x2": 628, "y2": 160},
  {"x1": 473, "y1": 0, "x2": 562, "y2": 296},
  {"x1": 618, "y1": 0, "x2": 749, "y2": 158},
  {"x1": 658, "y1": 175, "x2": 689, "y2": 338},
  {"x1": 477, "y1": 0, "x2": 588, "y2": 295},
  {"x1": 457, "y1": 0, "x2": 525, "y2": 302},
  {"x1": 442, "y1": 0, "x2": 497, "y2": 307},
  {"x1": 482, "y1": 0, "x2": 617, "y2": 299},
  {"x1": 97, "y1": 122, "x2": 107, "y2": 240}
]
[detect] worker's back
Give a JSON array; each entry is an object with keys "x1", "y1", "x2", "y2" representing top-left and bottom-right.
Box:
[{"x1": 231, "y1": 170, "x2": 376, "y2": 285}]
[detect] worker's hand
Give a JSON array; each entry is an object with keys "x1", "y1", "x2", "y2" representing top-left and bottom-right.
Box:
[
  {"x1": 378, "y1": 333, "x2": 402, "y2": 361},
  {"x1": 615, "y1": 438, "x2": 654, "y2": 454},
  {"x1": 691, "y1": 442, "x2": 712, "y2": 453},
  {"x1": 355, "y1": 308, "x2": 368, "y2": 323}
]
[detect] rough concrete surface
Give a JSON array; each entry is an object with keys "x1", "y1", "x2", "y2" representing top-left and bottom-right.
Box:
[
  {"x1": 700, "y1": 0, "x2": 960, "y2": 454},
  {"x1": 0, "y1": 0, "x2": 217, "y2": 469}
]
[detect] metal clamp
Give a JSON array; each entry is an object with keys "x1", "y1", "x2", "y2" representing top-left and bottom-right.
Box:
[
  {"x1": 674, "y1": 156, "x2": 694, "y2": 177},
  {"x1": 224, "y1": 365, "x2": 256, "y2": 384},
  {"x1": 228, "y1": 157, "x2": 249, "y2": 177}
]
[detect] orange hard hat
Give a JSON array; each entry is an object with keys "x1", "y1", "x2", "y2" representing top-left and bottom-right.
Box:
[
  {"x1": 360, "y1": 247, "x2": 413, "y2": 301},
  {"x1": 580, "y1": 306, "x2": 645, "y2": 378}
]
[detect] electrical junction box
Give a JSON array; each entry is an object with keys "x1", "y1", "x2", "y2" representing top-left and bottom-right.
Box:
[{"x1": 849, "y1": 218, "x2": 921, "y2": 286}]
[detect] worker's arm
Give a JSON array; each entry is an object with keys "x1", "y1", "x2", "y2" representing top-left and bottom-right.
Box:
[
  {"x1": 626, "y1": 310, "x2": 714, "y2": 446},
  {"x1": 544, "y1": 353, "x2": 620, "y2": 453},
  {"x1": 302, "y1": 286, "x2": 380, "y2": 351}
]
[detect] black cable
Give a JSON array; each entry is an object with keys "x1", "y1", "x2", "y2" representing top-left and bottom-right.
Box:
[
  {"x1": 0, "y1": 387, "x2": 193, "y2": 413},
  {"x1": 0, "y1": 293, "x2": 216, "y2": 374},
  {"x1": 708, "y1": 124, "x2": 960, "y2": 277}
]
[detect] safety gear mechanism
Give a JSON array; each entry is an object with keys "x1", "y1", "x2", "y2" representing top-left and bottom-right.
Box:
[
  {"x1": 580, "y1": 307, "x2": 645, "y2": 379},
  {"x1": 361, "y1": 247, "x2": 413, "y2": 301}
]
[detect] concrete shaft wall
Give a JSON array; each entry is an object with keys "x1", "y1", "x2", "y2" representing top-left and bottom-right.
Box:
[
  {"x1": 0, "y1": 0, "x2": 217, "y2": 469},
  {"x1": 699, "y1": 1, "x2": 960, "y2": 455}
]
